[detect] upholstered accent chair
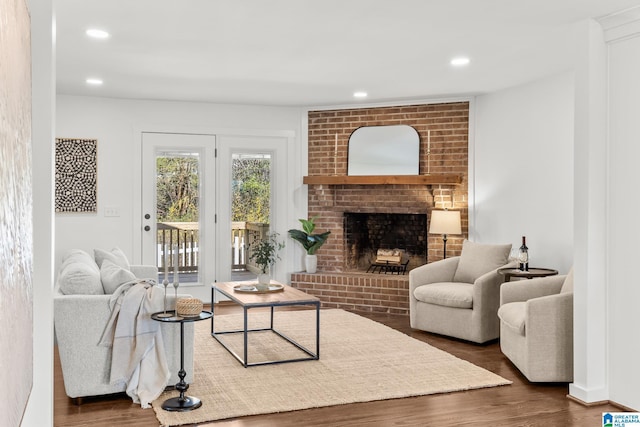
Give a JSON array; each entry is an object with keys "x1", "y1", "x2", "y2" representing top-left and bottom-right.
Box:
[
  {"x1": 498, "y1": 269, "x2": 573, "y2": 382},
  {"x1": 409, "y1": 240, "x2": 512, "y2": 344}
]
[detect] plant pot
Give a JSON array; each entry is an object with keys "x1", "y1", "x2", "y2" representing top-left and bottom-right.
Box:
[
  {"x1": 305, "y1": 254, "x2": 318, "y2": 274},
  {"x1": 256, "y1": 273, "x2": 271, "y2": 291}
]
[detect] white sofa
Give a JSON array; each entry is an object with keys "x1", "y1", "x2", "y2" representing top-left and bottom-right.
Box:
[{"x1": 54, "y1": 248, "x2": 194, "y2": 403}]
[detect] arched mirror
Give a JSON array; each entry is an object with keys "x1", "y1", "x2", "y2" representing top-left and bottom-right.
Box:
[{"x1": 347, "y1": 125, "x2": 420, "y2": 176}]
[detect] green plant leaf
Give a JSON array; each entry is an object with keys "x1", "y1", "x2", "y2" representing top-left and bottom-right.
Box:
[
  {"x1": 288, "y1": 225, "x2": 331, "y2": 255},
  {"x1": 298, "y1": 216, "x2": 317, "y2": 234}
]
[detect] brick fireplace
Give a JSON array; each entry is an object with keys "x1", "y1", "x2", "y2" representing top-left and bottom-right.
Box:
[{"x1": 290, "y1": 102, "x2": 469, "y2": 314}]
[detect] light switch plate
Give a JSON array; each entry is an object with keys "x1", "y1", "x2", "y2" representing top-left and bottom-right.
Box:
[{"x1": 104, "y1": 206, "x2": 120, "y2": 217}]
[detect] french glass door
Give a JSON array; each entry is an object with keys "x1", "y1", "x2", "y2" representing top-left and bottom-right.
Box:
[
  {"x1": 141, "y1": 132, "x2": 216, "y2": 289},
  {"x1": 141, "y1": 131, "x2": 290, "y2": 296}
]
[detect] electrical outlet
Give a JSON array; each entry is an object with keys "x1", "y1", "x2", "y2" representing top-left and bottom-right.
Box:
[{"x1": 104, "y1": 206, "x2": 120, "y2": 217}]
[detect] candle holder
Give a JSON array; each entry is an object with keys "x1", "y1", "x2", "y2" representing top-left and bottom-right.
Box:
[
  {"x1": 157, "y1": 243, "x2": 173, "y2": 318},
  {"x1": 171, "y1": 276, "x2": 183, "y2": 320},
  {"x1": 333, "y1": 133, "x2": 339, "y2": 176},
  {"x1": 156, "y1": 278, "x2": 173, "y2": 318},
  {"x1": 170, "y1": 243, "x2": 183, "y2": 320},
  {"x1": 426, "y1": 129, "x2": 431, "y2": 175}
]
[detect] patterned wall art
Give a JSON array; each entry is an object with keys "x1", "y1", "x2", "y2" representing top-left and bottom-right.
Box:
[
  {"x1": 0, "y1": 0, "x2": 34, "y2": 425},
  {"x1": 55, "y1": 138, "x2": 98, "y2": 212}
]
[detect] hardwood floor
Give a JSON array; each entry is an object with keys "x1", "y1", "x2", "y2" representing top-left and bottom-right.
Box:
[{"x1": 54, "y1": 307, "x2": 617, "y2": 426}]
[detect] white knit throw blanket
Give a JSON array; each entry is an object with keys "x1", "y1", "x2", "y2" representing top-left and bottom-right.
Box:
[{"x1": 99, "y1": 280, "x2": 170, "y2": 408}]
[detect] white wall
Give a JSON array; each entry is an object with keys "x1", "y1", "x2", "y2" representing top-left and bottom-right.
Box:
[
  {"x1": 22, "y1": 0, "x2": 55, "y2": 426},
  {"x1": 605, "y1": 19, "x2": 640, "y2": 411},
  {"x1": 56, "y1": 95, "x2": 305, "y2": 301},
  {"x1": 473, "y1": 73, "x2": 574, "y2": 274}
]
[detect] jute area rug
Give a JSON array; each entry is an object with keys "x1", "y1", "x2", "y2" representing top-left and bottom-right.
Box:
[{"x1": 153, "y1": 309, "x2": 510, "y2": 426}]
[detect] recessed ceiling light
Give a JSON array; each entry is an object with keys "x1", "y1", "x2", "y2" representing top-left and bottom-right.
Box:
[
  {"x1": 450, "y1": 57, "x2": 470, "y2": 67},
  {"x1": 86, "y1": 28, "x2": 110, "y2": 39},
  {"x1": 354, "y1": 91, "x2": 368, "y2": 98},
  {"x1": 86, "y1": 78, "x2": 103, "y2": 86}
]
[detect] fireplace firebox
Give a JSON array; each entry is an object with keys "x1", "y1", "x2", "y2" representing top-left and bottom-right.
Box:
[{"x1": 344, "y1": 212, "x2": 427, "y2": 273}]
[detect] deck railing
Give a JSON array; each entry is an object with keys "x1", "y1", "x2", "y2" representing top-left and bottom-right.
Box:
[
  {"x1": 156, "y1": 221, "x2": 269, "y2": 276},
  {"x1": 243, "y1": 222, "x2": 270, "y2": 274}
]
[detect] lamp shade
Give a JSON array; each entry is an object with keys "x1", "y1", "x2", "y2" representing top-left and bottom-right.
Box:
[{"x1": 429, "y1": 210, "x2": 462, "y2": 235}]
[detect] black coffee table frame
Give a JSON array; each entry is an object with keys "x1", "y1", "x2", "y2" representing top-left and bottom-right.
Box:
[{"x1": 211, "y1": 284, "x2": 320, "y2": 368}]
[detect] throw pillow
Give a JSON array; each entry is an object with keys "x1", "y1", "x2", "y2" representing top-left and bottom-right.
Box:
[
  {"x1": 94, "y1": 247, "x2": 130, "y2": 270},
  {"x1": 100, "y1": 259, "x2": 137, "y2": 294},
  {"x1": 57, "y1": 250, "x2": 103, "y2": 295},
  {"x1": 452, "y1": 239, "x2": 511, "y2": 284},
  {"x1": 60, "y1": 248, "x2": 95, "y2": 267}
]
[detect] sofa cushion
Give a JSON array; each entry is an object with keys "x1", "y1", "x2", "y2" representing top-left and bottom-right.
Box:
[
  {"x1": 61, "y1": 248, "x2": 94, "y2": 266},
  {"x1": 57, "y1": 250, "x2": 103, "y2": 295},
  {"x1": 94, "y1": 247, "x2": 130, "y2": 270},
  {"x1": 453, "y1": 240, "x2": 511, "y2": 284},
  {"x1": 100, "y1": 259, "x2": 136, "y2": 294},
  {"x1": 498, "y1": 302, "x2": 526, "y2": 335},
  {"x1": 561, "y1": 268, "x2": 574, "y2": 293},
  {"x1": 413, "y1": 282, "x2": 473, "y2": 309}
]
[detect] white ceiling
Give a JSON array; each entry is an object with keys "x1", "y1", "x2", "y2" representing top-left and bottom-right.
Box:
[{"x1": 55, "y1": 0, "x2": 640, "y2": 107}]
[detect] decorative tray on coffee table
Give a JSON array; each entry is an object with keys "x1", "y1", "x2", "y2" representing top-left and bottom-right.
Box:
[{"x1": 233, "y1": 283, "x2": 285, "y2": 294}]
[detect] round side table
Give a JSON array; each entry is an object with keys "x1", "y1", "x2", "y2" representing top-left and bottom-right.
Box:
[
  {"x1": 151, "y1": 310, "x2": 212, "y2": 412},
  {"x1": 498, "y1": 267, "x2": 558, "y2": 282}
]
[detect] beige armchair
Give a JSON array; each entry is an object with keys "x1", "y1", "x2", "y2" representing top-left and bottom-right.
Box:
[
  {"x1": 498, "y1": 270, "x2": 573, "y2": 382},
  {"x1": 409, "y1": 240, "x2": 512, "y2": 344}
]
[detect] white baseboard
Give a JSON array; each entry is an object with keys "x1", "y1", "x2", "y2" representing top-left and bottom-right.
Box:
[{"x1": 569, "y1": 383, "x2": 609, "y2": 404}]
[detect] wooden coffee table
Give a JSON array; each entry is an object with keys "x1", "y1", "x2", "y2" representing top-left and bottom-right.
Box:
[{"x1": 211, "y1": 281, "x2": 320, "y2": 367}]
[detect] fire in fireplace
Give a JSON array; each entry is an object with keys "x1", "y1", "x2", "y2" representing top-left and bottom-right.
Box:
[{"x1": 344, "y1": 212, "x2": 427, "y2": 273}]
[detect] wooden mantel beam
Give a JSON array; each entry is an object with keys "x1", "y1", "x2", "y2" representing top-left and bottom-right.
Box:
[{"x1": 302, "y1": 174, "x2": 463, "y2": 186}]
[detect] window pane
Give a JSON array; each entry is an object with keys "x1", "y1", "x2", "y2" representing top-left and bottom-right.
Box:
[
  {"x1": 230, "y1": 152, "x2": 271, "y2": 280},
  {"x1": 156, "y1": 151, "x2": 200, "y2": 284}
]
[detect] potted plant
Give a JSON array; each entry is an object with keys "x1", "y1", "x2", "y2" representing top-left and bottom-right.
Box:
[
  {"x1": 288, "y1": 217, "x2": 331, "y2": 273},
  {"x1": 248, "y1": 232, "x2": 285, "y2": 289}
]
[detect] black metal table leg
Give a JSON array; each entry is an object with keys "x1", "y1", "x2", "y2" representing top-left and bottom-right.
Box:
[
  {"x1": 152, "y1": 310, "x2": 212, "y2": 412},
  {"x1": 243, "y1": 306, "x2": 249, "y2": 368},
  {"x1": 161, "y1": 321, "x2": 202, "y2": 411}
]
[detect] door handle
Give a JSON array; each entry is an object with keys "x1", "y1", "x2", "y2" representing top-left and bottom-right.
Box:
[{"x1": 144, "y1": 225, "x2": 151, "y2": 231}]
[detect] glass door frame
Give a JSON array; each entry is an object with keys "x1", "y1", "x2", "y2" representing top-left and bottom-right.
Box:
[
  {"x1": 139, "y1": 132, "x2": 216, "y2": 289},
  {"x1": 215, "y1": 134, "x2": 290, "y2": 284}
]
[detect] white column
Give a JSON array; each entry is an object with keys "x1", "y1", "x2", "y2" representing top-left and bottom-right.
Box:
[
  {"x1": 569, "y1": 18, "x2": 609, "y2": 404},
  {"x1": 601, "y1": 7, "x2": 640, "y2": 411}
]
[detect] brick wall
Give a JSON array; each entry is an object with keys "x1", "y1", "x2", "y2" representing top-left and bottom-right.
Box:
[
  {"x1": 291, "y1": 102, "x2": 469, "y2": 314},
  {"x1": 290, "y1": 272, "x2": 410, "y2": 315}
]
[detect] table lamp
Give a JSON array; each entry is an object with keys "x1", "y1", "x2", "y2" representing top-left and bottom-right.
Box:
[{"x1": 429, "y1": 210, "x2": 462, "y2": 259}]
